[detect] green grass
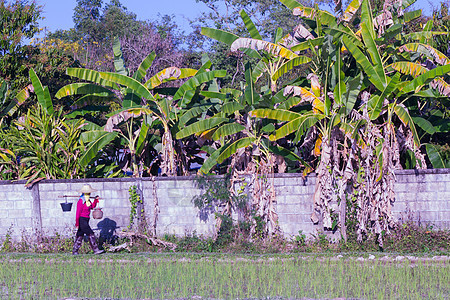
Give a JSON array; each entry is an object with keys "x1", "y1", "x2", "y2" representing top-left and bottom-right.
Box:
[{"x1": 0, "y1": 253, "x2": 448, "y2": 299}]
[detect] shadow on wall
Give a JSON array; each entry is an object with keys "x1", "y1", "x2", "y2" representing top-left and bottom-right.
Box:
[{"x1": 96, "y1": 218, "x2": 120, "y2": 250}]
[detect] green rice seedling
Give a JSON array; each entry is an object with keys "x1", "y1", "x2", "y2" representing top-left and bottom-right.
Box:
[{"x1": 0, "y1": 254, "x2": 448, "y2": 299}]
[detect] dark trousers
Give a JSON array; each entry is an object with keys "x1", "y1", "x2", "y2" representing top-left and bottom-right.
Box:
[{"x1": 76, "y1": 217, "x2": 94, "y2": 237}]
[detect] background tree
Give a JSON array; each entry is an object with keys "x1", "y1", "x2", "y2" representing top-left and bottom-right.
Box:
[{"x1": 0, "y1": 0, "x2": 80, "y2": 123}]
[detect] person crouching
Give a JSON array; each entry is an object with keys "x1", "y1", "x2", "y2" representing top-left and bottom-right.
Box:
[{"x1": 72, "y1": 184, "x2": 105, "y2": 255}]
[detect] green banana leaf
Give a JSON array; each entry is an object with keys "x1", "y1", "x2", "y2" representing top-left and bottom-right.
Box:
[
  {"x1": 199, "y1": 143, "x2": 228, "y2": 174},
  {"x1": 360, "y1": 0, "x2": 375, "y2": 39},
  {"x1": 412, "y1": 117, "x2": 437, "y2": 134},
  {"x1": 244, "y1": 62, "x2": 258, "y2": 106},
  {"x1": 55, "y1": 83, "x2": 114, "y2": 99},
  {"x1": 222, "y1": 101, "x2": 245, "y2": 114},
  {"x1": 369, "y1": 73, "x2": 400, "y2": 120},
  {"x1": 271, "y1": 113, "x2": 323, "y2": 141},
  {"x1": 66, "y1": 68, "x2": 118, "y2": 89},
  {"x1": 173, "y1": 70, "x2": 227, "y2": 105},
  {"x1": 177, "y1": 105, "x2": 210, "y2": 128},
  {"x1": 99, "y1": 72, "x2": 155, "y2": 101},
  {"x1": 212, "y1": 123, "x2": 246, "y2": 140},
  {"x1": 79, "y1": 131, "x2": 118, "y2": 167},
  {"x1": 136, "y1": 121, "x2": 150, "y2": 155},
  {"x1": 250, "y1": 108, "x2": 302, "y2": 122},
  {"x1": 343, "y1": 74, "x2": 363, "y2": 115},
  {"x1": 29, "y1": 69, "x2": 54, "y2": 115},
  {"x1": 272, "y1": 56, "x2": 311, "y2": 82},
  {"x1": 361, "y1": 22, "x2": 386, "y2": 88},
  {"x1": 217, "y1": 137, "x2": 255, "y2": 163},
  {"x1": 404, "y1": 9, "x2": 422, "y2": 23},
  {"x1": 133, "y1": 51, "x2": 156, "y2": 82},
  {"x1": 176, "y1": 117, "x2": 228, "y2": 139},
  {"x1": 201, "y1": 27, "x2": 239, "y2": 45},
  {"x1": 113, "y1": 37, "x2": 127, "y2": 76},
  {"x1": 290, "y1": 37, "x2": 324, "y2": 52},
  {"x1": 343, "y1": 36, "x2": 386, "y2": 91},
  {"x1": 240, "y1": 9, "x2": 262, "y2": 40},
  {"x1": 402, "y1": 64, "x2": 450, "y2": 94},
  {"x1": 425, "y1": 143, "x2": 446, "y2": 168},
  {"x1": 278, "y1": 0, "x2": 304, "y2": 10},
  {"x1": 200, "y1": 91, "x2": 229, "y2": 101},
  {"x1": 393, "y1": 103, "x2": 420, "y2": 147}
]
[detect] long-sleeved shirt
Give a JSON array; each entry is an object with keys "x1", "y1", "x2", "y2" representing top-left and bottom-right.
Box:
[{"x1": 75, "y1": 195, "x2": 99, "y2": 227}]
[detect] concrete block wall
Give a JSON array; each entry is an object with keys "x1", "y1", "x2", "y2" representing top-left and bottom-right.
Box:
[
  {"x1": 0, "y1": 182, "x2": 34, "y2": 237},
  {"x1": 0, "y1": 169, "x2": 449, "y2": 241},
  {"x1": 141, "y1": 178, "x2": 215, "y2": 237},
  {"x1": 273, "y1": 174, "x2": 318, "y2": 237},
  {"x1": 392, "y1": 169, "x2": 450, "y2": 229}
]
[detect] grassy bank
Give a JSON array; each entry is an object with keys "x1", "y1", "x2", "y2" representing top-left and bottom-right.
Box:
[{"x1": 0, "y1": 253, "x2": 448, "y2": 299}]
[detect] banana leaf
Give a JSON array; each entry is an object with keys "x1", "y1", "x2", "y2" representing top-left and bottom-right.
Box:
[
  {"x1": 176, "y1": 117, "x2": 228, "y2": 139},
  {"x1": 240, "y1": 9, "x2": 262, "y2": 40},
  {"x1": 133, "y1": 51, "x2": 156, "y2": 82},
  {"x1": 29, "y1": 69, "x2": 53, "y2": 115}
]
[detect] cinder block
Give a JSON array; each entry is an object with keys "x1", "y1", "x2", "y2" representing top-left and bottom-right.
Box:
[
  {"x1": 419, "y1": 211, "x2": 438, "y2": 222},
  {"x1": 39, "y1": 184, "x2": 55, "y2": 192},
  {"x1": 395, "y1": 192, "x2": 414, "y2": 202},
  {"x1": 52, "y1": 184, "x2": 69, "y2": 191},
  {"x1": 273, "y1": 178, "x2": 285, "y2": 187},
  {"x1": 157, "y1": 180, "x2": 176, "y2": 189},
  {"x1": 175, "y1": 180, "x2": 195, "y2": 188},
  {"x1": 12, "y1": 184, "x2": 27, "y2": 192},
  {"x1": 416, "y1": 192, "x2": 437, "y2": 202},
  {"x1": 12, "y1": 218, "x2": 32, "y2": 227},
  {"x1": 8, "y1": 209, "x2": 31, "y2": 218},
  {"x1": 0, "y1": 217, "x2": 14, "y2": 228},
  {"x1": 0, "y1": 200, "x2": 14, "y2": 210},
  {"x1": 391, "y1": 201, "x2": 406, "y2": 212},
  {"x1": 14, "y1": 201, "x2": 31, "y2": 210},
  {"x1": 177, "y1": 215, "x2": 196, "y2": 224},
  {"x1": 6, "y1": 192, "x2": 24, "y2": 201},
  {"x1": 0, "y1": 185, "x2": 15, "y2": 192},
  {"x1": 395, "y1": 174, "x2": 412, "y2": 183},
  {"x1": 66, "y1": 183, "x2": 81, "y2": 193},
  {"x1": 284, "y1": 194, "x2": 303, "y2": 204},
  {"x1": 438, "y1": 211, "x2": 450, "y2": 222},
  {"x1": 276, "y1": 185, "x2": 294, "y2": 195},
  {"x1": 292, "y1": 185, "x2": 309, "y2": 194},
  {"x1": 438, "y1": 174, "x2": 450, "y2": 182}
]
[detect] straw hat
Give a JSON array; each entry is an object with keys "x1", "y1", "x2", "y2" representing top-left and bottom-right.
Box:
[{"x1": 78, "y1": 184, "x2": 98, "y2": 194}]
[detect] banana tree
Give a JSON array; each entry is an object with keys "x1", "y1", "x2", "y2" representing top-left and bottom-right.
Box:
[
  {"x1": 201, "y1": 9, "x2": 311, "y2": 93},
  {"x1": 283, "y1": 0, "x2": 450, "y2": 243},
  {"x1": 176, "y1": 61, "x2": 314, "y2": 238},
  {"x1": 57, "y1": 38, "x2": 227, "y2": 177}
]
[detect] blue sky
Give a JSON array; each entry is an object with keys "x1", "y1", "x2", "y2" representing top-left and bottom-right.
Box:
[{"x1": 37, "y1": 0, "x2": 436, "y2": 35}]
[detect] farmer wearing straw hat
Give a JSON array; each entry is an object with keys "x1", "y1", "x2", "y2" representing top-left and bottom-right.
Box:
[{"x1": 72, "y1": 184, "x2": 105, "y2": 255}]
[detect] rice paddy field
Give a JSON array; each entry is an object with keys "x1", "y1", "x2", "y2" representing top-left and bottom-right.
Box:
[{"x1": 0, "y1": 253, "x2": 448, "y2": 299}]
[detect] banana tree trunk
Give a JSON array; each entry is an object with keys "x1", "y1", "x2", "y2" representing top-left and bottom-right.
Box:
[{"x1": 160, "y1": 126, "x2": 176, "y2": 176}]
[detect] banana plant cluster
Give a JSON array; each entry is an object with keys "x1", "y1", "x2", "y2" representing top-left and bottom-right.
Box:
[
  {"x1": 196, "y1": 0, "x2": 450, "y2": 243},
  {"x1": 56, "y1": 37, "x2": 227, "y2": 177}
]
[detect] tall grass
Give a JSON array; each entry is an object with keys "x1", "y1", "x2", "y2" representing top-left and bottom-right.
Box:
[{"x1": 0, "y1": 254, "x2": 448, "y2": 299}]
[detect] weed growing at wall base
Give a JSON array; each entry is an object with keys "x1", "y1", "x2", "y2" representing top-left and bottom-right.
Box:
[{"x1": 1, "y1": 220, "x2": 448, "y2": 255}]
